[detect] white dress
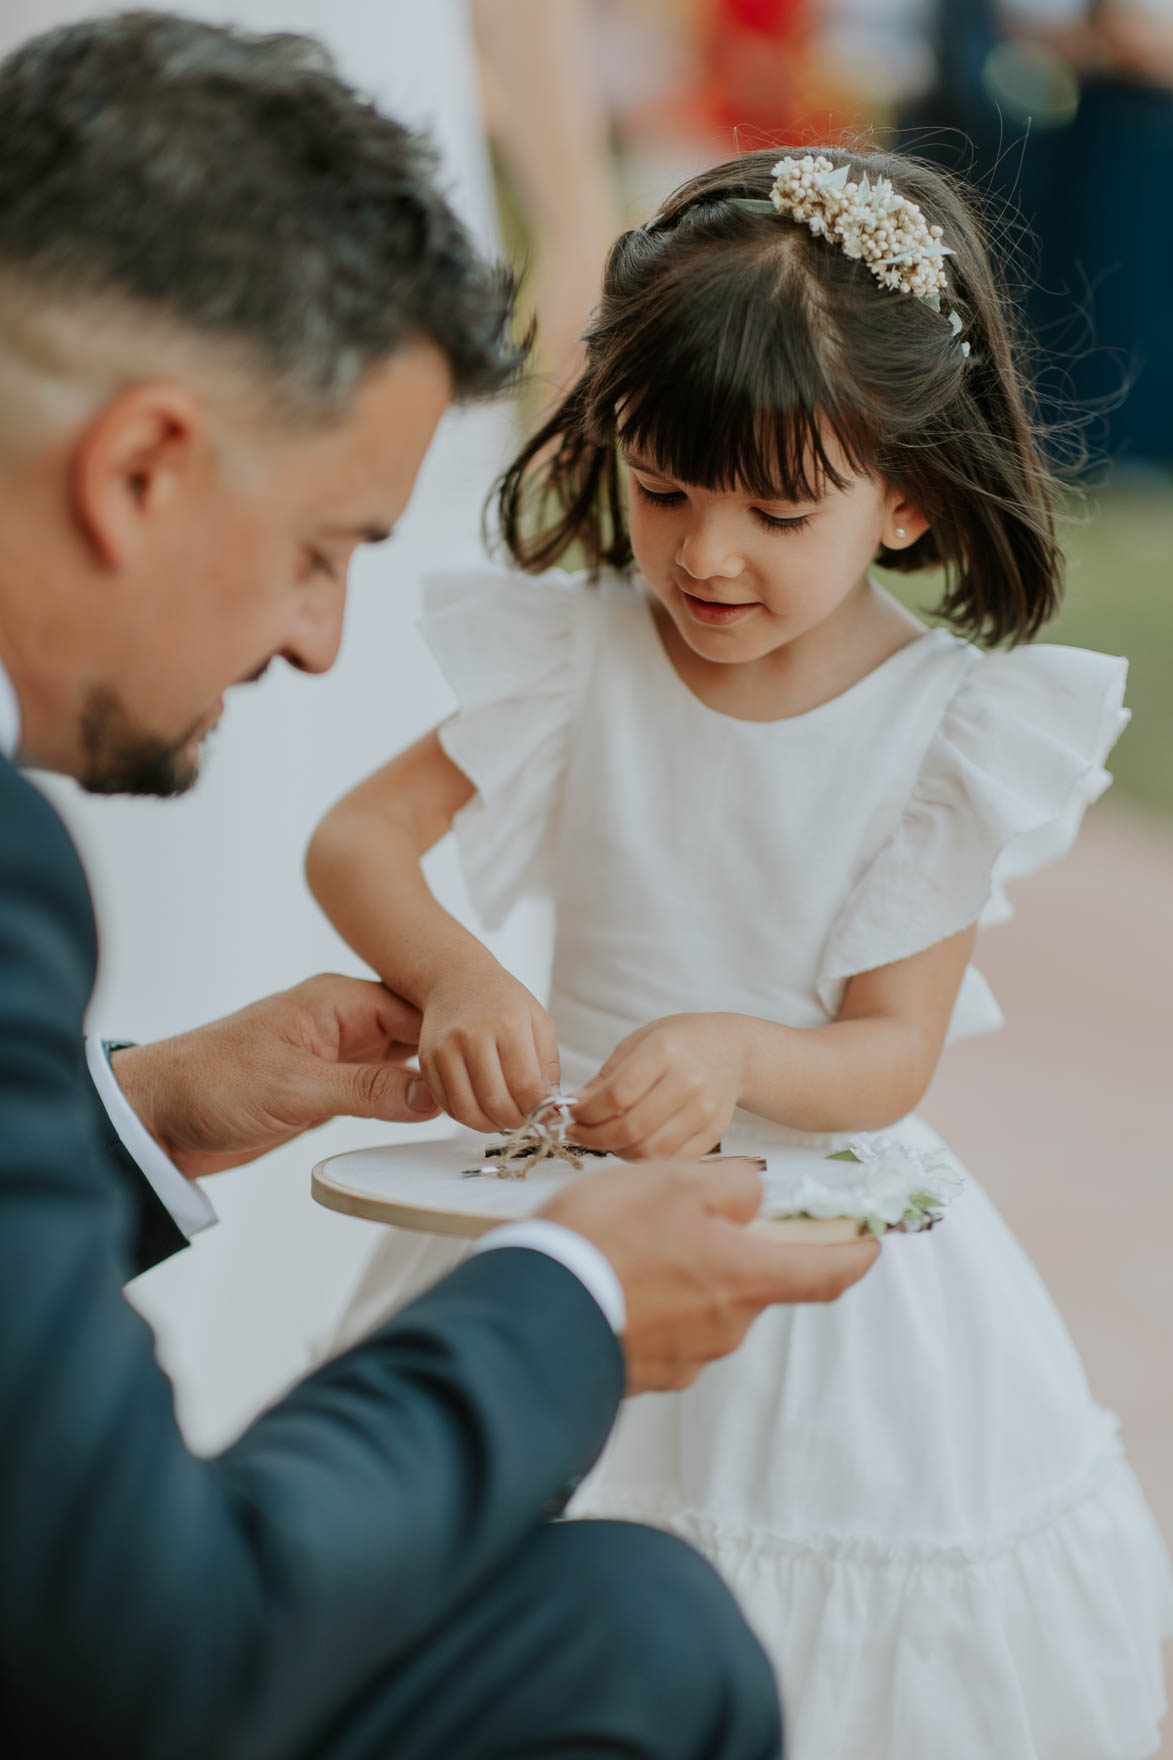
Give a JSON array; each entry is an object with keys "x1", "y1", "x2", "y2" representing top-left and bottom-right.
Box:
[{"x1": 345, "y1": 563, "x2": 1173, "y2": 1760}]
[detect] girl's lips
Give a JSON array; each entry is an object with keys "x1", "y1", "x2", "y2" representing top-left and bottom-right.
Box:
[{"x1": 679, "y1": 589, "x2": 759, "y2": 627}]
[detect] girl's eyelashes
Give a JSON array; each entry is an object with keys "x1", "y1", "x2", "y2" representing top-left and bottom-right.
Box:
[
  {"x1": 633, "y1": 480, "x2": 686, "y2": 508},
  {"x1": 633, "y1": 478, "x2": 811, "y2": 535}
]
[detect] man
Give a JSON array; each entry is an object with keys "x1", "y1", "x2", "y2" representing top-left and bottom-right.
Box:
[{"x1": 0, "y1": 15, "x2": 878, "y2": 1758}]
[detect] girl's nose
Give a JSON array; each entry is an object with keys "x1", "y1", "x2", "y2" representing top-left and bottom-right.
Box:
[{"x1": 676, "y1": 523, "x2": 745, "y2": 582}]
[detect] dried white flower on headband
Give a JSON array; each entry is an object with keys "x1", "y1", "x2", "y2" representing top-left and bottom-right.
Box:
[{"x1": 767, "y1": 155, "x2": 971, "y2": 355}]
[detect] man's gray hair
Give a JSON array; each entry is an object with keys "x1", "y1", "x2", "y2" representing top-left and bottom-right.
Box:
[{"x1": 0, "y1": 10, "x2": 521, "y2": 413}]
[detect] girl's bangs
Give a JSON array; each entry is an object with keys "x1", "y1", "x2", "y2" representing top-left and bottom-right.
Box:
[{"x1": 605, "y1": 302, "x2": 875, "y2": 504}]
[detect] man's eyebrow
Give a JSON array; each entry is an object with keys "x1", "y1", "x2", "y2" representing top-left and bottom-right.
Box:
[{"x1": 323, "y1": 522, "x2": 394, "y2": 544}]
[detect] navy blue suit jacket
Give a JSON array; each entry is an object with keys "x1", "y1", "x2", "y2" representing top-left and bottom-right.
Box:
[{"x1": 0, "y1": 753, "x2": 624, "y2": 1758}]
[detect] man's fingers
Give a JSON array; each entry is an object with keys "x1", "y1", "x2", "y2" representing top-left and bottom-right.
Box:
[
  {"x1": 302, "y1": 974, "x2": 424, "y2": 1056},
  {"x1": 733, "y1": 1235, "x2": 881, "y2": 1305},
  {"x1": 316, "y1": 1058, "x2": 440, "y2": 1123},
  {"x1": 693, "y1": 1158, "x2": 765, "y2": 1226}
]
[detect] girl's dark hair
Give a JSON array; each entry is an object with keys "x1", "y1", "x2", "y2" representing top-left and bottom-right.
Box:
[{"x1": 495, "y1": 146, "x2": 1062, "y2": 646}]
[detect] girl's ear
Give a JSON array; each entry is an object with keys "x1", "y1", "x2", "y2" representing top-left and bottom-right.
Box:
[{"x1": 881, "y1": 496, "x2": 929, "y2": 552}]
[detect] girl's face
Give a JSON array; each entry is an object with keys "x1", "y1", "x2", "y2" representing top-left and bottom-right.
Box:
[{"x1": 623, "y1": 437, "x2": 925, "y2": 668}]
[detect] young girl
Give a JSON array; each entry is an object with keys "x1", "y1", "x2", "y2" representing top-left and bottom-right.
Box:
[{"x1": 308, "y1": 149, "x2": 1173, "y2": 1757}]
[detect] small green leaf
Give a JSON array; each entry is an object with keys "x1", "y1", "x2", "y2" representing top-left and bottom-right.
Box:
[
  {"x1": 865, "y1": 1215, "x2": 888, "y2": 1237},
  {"x1": 825, "y1": 1148, "x2": 863, "y2": 1163}
]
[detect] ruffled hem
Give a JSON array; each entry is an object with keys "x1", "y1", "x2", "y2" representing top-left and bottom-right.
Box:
[
  {"x1": 421, "y1": 566, "x2": 595, "y2": 929},
  {"x1": 572, "y1": 1448, "x2": 1173, "y2": 1760},
  {"x1": 817, "y1": 643, "x2": 1129, "y2": 1019}
]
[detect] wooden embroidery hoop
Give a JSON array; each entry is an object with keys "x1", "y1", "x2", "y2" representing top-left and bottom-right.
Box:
[{"x1": 311, "y1": 1135, "x2": 866, "y2": 1244}]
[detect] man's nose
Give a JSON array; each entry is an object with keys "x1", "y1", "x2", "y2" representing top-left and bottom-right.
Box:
[
  {"x1": 282, "y1": 581, "x2": 347, "y2": 675},
  {"x1": 676, "y1": 521, "x2": 745, "y2": 582}
]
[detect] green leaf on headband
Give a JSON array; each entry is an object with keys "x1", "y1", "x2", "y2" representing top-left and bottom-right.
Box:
[{"x1": 825, "y1": 1148, "x2": 863, "y2": 1163}]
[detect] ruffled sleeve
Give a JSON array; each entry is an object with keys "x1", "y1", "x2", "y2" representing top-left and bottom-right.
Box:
[
  {"x1": 816, "y1": 643, "x2": 1129, "y2": 1025},
  {"x1": 421, "y1": 565, "x2": 595, "y2": 929}
]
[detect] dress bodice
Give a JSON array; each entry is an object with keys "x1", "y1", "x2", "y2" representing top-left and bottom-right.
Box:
[{"x1": 424, "y1": 567, "x2": 1128, "y2": 1111}]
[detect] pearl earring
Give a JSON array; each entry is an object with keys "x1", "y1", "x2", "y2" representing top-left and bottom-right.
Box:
[{"x1": 894, "y1": 527, "x2": 907, "y2": 540}]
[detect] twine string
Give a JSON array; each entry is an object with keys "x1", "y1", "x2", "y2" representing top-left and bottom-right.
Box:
[{"x1": 463, "y1": 1094, "x2": 594, "y2": 1180}]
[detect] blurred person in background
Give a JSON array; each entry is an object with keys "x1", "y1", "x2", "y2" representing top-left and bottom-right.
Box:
[
  {"x1": 904, "y1": 0, "x2": 1173, "y2": 469},
  {"x1": 473, "y1": 0, "x2": 623, "y2": 391}
]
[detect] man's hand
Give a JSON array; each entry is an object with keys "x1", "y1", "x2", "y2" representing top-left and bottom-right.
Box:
[
  {"x1": 111, "y1": 974, "x2": 440, "y2": 1179},
  {"x1": 538, "y1": 1159, "x2": 879, "y2": 1393}
]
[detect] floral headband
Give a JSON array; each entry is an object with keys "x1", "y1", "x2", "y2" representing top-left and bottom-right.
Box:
[{"x1": 729, "y1": 155, "x2": 970, "y2": 357}]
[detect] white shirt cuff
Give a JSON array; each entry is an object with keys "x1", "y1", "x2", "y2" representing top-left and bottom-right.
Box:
[
  {"x1": 85, "y1": 1036, "x2": 218, "y2": 1240},
  {"x1": 473, "y1": 1220, "x2": 626, "y2": 1335}
]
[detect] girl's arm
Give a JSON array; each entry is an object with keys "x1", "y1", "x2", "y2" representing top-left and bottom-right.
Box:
[
  {"x1": 570, "y1": 927, "x2": 977, "y2": 1158},
  {"x1": 307, "y1": 730, "x2": 560, "y2": 1132}
]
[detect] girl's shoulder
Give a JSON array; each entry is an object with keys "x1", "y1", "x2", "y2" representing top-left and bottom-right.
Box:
[
  {"x1": 816, "y1": 637, "x2": 1129, "y2": 1015},
  {"x1": 937, "y1": 630, "x2": 1126, "y2": 720},
  {"x1": 421, "y1": 560, "x2": 641, "y2": 708},
  {"x1": 899, "y1": 633, "x2": 1130, "y2": 904},
  {"x1": 424, "y1": 559, "x2": 630, "y2": 620},
  {"x1": 418, "y1": 563, "x2": 629, "y2": 931},
  {"x1": 888, "y1": 625, "x2": 1129, "y2": 753}
]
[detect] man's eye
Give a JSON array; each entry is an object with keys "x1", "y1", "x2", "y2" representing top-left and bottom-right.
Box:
[
  {"x1": 634, "y1": 481, "x2": 686, "y2": 507},
  {"x1": 306, "y1": 549, "x2": 339, "y2": 580}
]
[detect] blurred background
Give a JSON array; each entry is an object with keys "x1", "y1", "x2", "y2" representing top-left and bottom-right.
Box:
[{"x1": 4, "y1": 0, "x2": 1168, "y2": 1733}]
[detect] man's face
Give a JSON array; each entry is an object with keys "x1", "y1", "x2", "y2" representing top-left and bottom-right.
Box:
[{"x1": 80, "y1": 341, "x2": 452, "y2": 794}]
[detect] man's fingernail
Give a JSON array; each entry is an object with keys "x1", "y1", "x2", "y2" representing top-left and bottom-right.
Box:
[{"x1": 409, "y1": 1080, "x2": 434, "y2": 1113}]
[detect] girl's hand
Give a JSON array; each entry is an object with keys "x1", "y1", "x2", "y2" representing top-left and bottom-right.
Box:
[
  {"x1": 419, "y1": 963, "x2": 561, "y2": 1134},
  {"x1": 571, "y1": 1014, "x2": 747, "y2": 1160}
]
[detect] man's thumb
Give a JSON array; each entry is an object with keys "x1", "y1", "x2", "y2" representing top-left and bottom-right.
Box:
[
  {"x1": 313, "y1": 1060, "x2": 439, "y2": 1123},
  {"x1": 697, "y1": 1158, "x2": 764, "y2": 1226}
]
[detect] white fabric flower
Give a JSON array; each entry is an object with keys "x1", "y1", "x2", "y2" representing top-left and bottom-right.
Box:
[{"x1": 782, "y1": 1134, "x2": 964, "y2": 1232}]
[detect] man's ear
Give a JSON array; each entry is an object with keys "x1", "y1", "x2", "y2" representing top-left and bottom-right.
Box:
[{"x1": 69, "y1": 382, "x2": 207, "y2": 569}]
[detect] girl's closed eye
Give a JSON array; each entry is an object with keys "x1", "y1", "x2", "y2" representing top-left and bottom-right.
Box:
[
  {"x1": 752, "y1": 509, "x2": 811, "y2": 535},
  {"x1": 632, "y1": 480, "x2": 685, "y2": 508},
  {"x1": 633, "y1": 477, "x2": 810, "y2": 536}
]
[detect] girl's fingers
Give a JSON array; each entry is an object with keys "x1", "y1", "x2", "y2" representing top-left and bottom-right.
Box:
[
  {"x1": 531, "y1": 1010, "x2": 562, "y2": 1098},
  {"x1": 572, "y1": 1070, "x2": 683, "y2": 1153},
  {"x1": 463, "y1": 1037, "x2": 529, "y2": 1131},
  {"x1": 632, "y1": 1121, "x2": 722, "y2": 1162},
  {"x1": 612, "y1": 1108, "x2": 711, "y2": 1161},
  {"x1": 575, "y1": 1030, "x2": 645, "y2": 1105},
  {"x1": 497, "y1": 1023, "x2": 553, "y2": 1118},
  {"x1": 573, "y1": 1046, "x2": 666, "y2": 1128},
  {"x1": 431, "y1": 1046, "x2": 506, "y2": 1135}
]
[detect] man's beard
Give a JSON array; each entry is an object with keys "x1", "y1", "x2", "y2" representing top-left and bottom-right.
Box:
[{"x1": 79, "y1": 685, "x2": 208, "y2": 797}]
